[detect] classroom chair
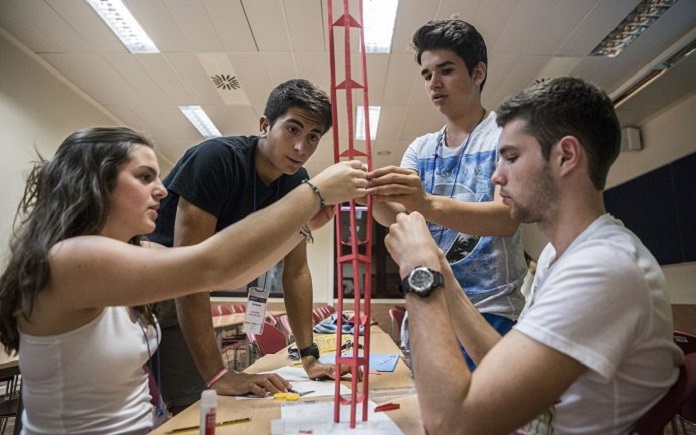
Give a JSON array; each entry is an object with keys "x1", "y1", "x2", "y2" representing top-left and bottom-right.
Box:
[
  {"x1": 630, "y1": 353, "x2": 696, "y2": 435},
  {"x1": 674, "y1": 331, "x2": 696, "y2": 432},
  {"x1": 246, "y1": 322, "x2": 288, "y2": 366},
  {"x1": 389, "y1": 307, "x2": 406, "y2": 344}
]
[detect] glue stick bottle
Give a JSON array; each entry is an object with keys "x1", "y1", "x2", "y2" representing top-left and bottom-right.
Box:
[{"x1": 200, "y1": 389, "x2": 217, "y2": 435}]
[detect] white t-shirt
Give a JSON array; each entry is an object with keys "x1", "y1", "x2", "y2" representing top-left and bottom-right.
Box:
[
  {"x1": 19, "y1": 306, "x2": 159, "y2": 434},
  {"x1": 517, "y1": 214, "x2": 683, "y2": 434}
]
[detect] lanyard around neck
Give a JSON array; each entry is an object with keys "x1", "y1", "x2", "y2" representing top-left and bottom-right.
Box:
[
  {"x1": 252, "y1": 164, "x2": 282, "y2": 290},
  {"x1": 428, "y1": 110, "x2": 486, "y2": 243}
]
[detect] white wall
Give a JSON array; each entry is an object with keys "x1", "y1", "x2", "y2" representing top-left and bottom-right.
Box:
[
  {"x1": 0, "y1": 30, "x2": 173, "y2": 265},
  {"x1": 0, "y1": 30, "x2": 121, "y2": 262},
  {"x1": 522, "y1": 92, "x2": 696, "y2": 303}
]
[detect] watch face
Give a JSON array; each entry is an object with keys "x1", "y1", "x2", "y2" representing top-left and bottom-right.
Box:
[{"x1": 409, "y1": 267, "x2": 434, "y2": 293}]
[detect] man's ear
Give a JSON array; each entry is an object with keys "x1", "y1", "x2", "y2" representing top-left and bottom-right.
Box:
[
  {"x1": 472, "y1": 61, "x2": 487, "y2": 88},
  {"x1": 556, "y1": 136, "x2": 582, "y2": 176},
  {"x1": 259, "y1": 116, "x2": 270, "y2": 137}
]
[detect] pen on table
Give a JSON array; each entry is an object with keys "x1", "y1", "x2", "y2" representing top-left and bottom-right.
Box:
[
  {"x1": 286, "y1": 389, "x2": 315, "y2": 397},
  {"x1": 165, "y1": 417, "x2": 251, "y2": 434}
]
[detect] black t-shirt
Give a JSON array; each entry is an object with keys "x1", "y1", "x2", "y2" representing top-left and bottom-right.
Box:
[
  {"x1": 149, "y1": 136, "x2": 308, "y2": 327},
  {"x1": 150, "y1": 135, "x2": 308, "y2": 247}
]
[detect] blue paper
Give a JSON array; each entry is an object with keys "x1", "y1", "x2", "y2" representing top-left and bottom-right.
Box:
[{"x1": 319, "y1": 353, "x2": 399, "y2": 372}]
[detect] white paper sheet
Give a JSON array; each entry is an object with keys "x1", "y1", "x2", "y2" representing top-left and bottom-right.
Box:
[
  {"x1": 236, "y1": 366, "x2": 351, "y2": 400},
  {"x1": 271, "y1": 400, "x2": 403, "y2": 434}
]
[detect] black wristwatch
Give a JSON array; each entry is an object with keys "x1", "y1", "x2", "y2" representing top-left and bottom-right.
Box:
[
  {"x1": 399, "y1": 266, "x2": 444, "y2": 297},
  {"x1": 299, "y1": 343, "x2": 320, "y2": 360}
]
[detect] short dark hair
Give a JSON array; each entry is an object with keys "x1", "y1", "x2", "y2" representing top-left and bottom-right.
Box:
[
  {"x1": 263, "y1": 79, "x2": 332, "y2": 134},
  {"x1": 411, "y1": 19, "x2": 488, "y2": 92},
  {"x1": 496, "y1": 77, "x2": 621, "y2": 190}
]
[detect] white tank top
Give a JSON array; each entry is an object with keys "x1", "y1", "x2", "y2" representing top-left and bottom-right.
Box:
[{"x1": 19, "y1": 306, "x2": 159, "y2": 434}]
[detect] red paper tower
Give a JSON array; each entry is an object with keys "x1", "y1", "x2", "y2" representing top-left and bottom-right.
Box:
[{"x1": 326, "y1": 0, "x2": 374, "y2": 428}]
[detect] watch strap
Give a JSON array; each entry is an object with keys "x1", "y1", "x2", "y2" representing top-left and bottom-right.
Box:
[{"x1": 299, "y1": 343, "x2": 320, "y2": 359}]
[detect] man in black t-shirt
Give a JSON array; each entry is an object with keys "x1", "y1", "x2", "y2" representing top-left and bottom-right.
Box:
[{"x1": 150, "y1": 79, "x2": 349, "y2": 412}]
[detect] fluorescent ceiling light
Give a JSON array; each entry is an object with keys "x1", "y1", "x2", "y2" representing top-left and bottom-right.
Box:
[
  {"x1": 364, "y1": 0, "x2": 398, "y2": 53},
  {"x1": 179, "y1": 106, "x2": 222, "y2": 139},
  {"x1": 86, "y1": 0, "x2": 159, "y2": 53},
  {"x1": 590, "y1": 0, "x2": 678, "y2": 58},
  {"x1": 356, "y1": 106, "x2": 381, "y2": 140}
]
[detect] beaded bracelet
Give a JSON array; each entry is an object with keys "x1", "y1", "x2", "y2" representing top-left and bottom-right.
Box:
[
  {"x1": 302, "y1": 179, "x2": 325, "y2": 208},
  {"x1": 205, "y1": 368, "x2": 228, "y2": 389}
]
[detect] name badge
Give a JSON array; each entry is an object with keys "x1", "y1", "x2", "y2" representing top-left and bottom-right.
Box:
[{"x1": 243, "y1": 286, "x2": 270, "y2": 334}]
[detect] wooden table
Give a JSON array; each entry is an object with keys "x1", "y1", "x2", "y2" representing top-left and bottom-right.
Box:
[
  {"x1": 212, "y1": 313, "x2": 247, "y2": 331},
  {"x1": 152, "y1": 326, "x2": 424, "y2": 434}
]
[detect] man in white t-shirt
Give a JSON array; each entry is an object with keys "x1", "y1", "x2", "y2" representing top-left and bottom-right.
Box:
[{"x1": 383, "y1": 77, "x2": 684, "y2": 434}]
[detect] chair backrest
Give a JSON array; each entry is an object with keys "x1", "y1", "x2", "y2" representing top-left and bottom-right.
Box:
[
  {"x1": 674, "y1": 331, "x2": 696, "y2": 424},
  {"x1": 211, "y1": 305, "x2": 232, "y2": 316},
  {"x1": 230, "y1": 304, "x2": 246, "y2": 313},
  {"x1": 674, "y1": 331, "x2": 696, "y2": 356},
  {"x1": 277, "y1": 314, "x2": 292, "y2": 335},
  {"x1": 311, "y1": 309, "x2": 323, "y2": 326},
  {"x1": 389, "y1": 307, "x2": 406, "y2": 340},
  {"x1": 247, "y1": 322, "x2": 288, "y2": 356},
  {"x1": 631, "y1": 353, "x2": 696, "y2": 435},
  {"x1": 317, "y1": 305, "x2": 332, "y2": 319},
  {"x1": 265, "y1": 311, "x2": 279, "y2": 328}
]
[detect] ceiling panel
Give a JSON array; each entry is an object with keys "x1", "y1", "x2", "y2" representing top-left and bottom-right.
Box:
[
  {"x1": 103, "y1": 54, "x2": 173, "y2": 105},
  {"x1": 260, "y1": 53, "x2": 299, "y2": 87},
  {"x1": 399, "y1": 105, "x2": 442, "y2": 142},
  {"x1": 526, "y1": 0, "x2": 599, "y2": 56},
  {"x1": 488, "y1": 55, "x2": 551, "y2": 107},
  {"x1": 390, "y1": 0, "x2": 440, "y2": 54},
  {"x1": 164, "y1": 0, "x2": 224, "y2": 52},
  {"x1": 228, "y1": 53, "x2": 273, "y2": 106},
  {"x1": 205, "y1": 0, "x2": 257, "y2": 52},
  {"x1": 472, "y1": 0, "x2": 517, "y2": 53},
  {"x1": 136, "y1": 55, "x2": 196, "y2": 105},
  {"x1": 364, "y1": 54, "x2": 390, "y2": 104},
  {"x1": 242, "y1": 0, "x2": 292, "y2": 52},
  {"x1": 492, "y1": 0, "x2": 556, "y2": 56},
  {"x1": 381, "y1": 54, "x2": 419, "y2": 106},
  {"x1": 295, "y1": 52, "x2": 331, "y2": 92},
  {"x1": 104, "y1": 105, "x2": 151, "y2": 133},
  {"x1": 570, "y1": 55, "x2": 647, "y2": 95},
  {"x1": 375, "y1": 106, "x2": 407, "y2": 142},
  {"x1": 47, "y1": 0, "x2": 126, "y2": 52},
  {"x1": 127, "y1": 0, "x2": 192, "y2": 53},
  {"x1": 618, "y1": 0, "x2": 696, "y2": 59},
  {"x1": 0, "y1": 0, "x2": 90, "y2": 53},
  {"x1": 1, "y1": 0, "x2": 694, "y2": 170},
  {"x1": 205, "y1": 105, "x2": 259, "y2": 137},
  {"x1": 167, "y1": 54, "x2": 223, "y2": 105},
  {"x1": 285, "y1": 0, "x2": 326, "y2": 52},
  {"x1": 437, "y1": 0, "x2": 484, "y2": 23},
  {"x1": 41, "y1": 53, "x2": 144, "y2": 105},
  {"x1": 558, "y1": 0, "x2": 637, "y2": 57}
]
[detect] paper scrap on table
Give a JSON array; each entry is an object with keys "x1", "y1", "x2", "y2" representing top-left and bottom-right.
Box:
[
  {"x1": 236, "y1": 367, "x2": 350, "y2": 400},
  {"x1": 319, "y1": 353, "x2": 400, "y2": 372},
  {"x1": 271, "y1": 400, "x2": 403, "y2": 434}
]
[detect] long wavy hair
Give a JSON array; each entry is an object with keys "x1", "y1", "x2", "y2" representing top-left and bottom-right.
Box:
[{"x1": 0, "y1": 127, "x2": 159, "y2": 354}]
